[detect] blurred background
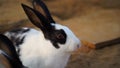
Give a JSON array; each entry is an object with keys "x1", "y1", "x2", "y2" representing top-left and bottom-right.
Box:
[{"x1": 0, "y1": 0, "x2": 120, "y2": 68}]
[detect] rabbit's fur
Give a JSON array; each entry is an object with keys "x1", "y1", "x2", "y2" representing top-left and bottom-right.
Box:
[
  {"x1": 0, "y1": 34, "x2": 26, "y2": 68},
  {"x1": 4, "y1": 0, "x2": 81, "y2": 68}
]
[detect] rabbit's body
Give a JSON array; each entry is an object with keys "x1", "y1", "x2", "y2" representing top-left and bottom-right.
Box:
[
  {"x1": 4, "y1": 0, "x2": 80, "y2": 68},
  {"x1": 5, "y1": 24, "x2": 80, "y2": 68}
]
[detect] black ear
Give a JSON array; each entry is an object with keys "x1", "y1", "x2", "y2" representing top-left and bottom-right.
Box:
[
  {"x1": 0, "y1": 34, "x2": 24, "y2": 68},
  {"x1": 32, "y1": 0, "x2": 55, "y2": 23},
  {"x1": 21, "y1": 4, "x2": 53, "y2": 31}
]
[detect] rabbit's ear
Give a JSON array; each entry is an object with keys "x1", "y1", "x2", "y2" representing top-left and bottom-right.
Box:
[
  {"x1": 21, "y1": 4, "x2": 54, "y2": 32},
  {"x1": 0, "y1": 34, "x2": 23, "y2": 67},
  {"x1": 32, "y1": 0, "x2": 55, "y2": 23}
]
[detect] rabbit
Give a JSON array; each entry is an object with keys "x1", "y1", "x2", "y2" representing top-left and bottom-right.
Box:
[
  {"x1": 4, "y1": 0, "x2": 81, "y2": 68},
  {"x1": 0, "y1": 34, "x2": 26, "y2": 68}
]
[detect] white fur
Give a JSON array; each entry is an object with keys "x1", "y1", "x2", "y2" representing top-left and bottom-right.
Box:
[{"x1": 5, "y1": 24, "x2": 81, "y2": 68}]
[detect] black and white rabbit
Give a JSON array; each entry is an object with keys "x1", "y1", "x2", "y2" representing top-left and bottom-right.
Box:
[
  {"x1": 0, "y1": 34, "x2": 26, "y2": 68},
  {"x1": 4, "y1": 0, "x2": 80, "y2": 68}
]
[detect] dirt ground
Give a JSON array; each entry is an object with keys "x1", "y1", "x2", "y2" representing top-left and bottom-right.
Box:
[{"x1": 0, "y1": 0, "x2": 120, "y2": 68}]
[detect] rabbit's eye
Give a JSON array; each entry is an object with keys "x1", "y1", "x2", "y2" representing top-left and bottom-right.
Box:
[{"x1": 56, "y1": 34, "x2": 65, "y2": 39}]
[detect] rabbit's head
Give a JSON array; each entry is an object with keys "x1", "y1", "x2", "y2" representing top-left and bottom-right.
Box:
[
  {"x1": 0, "y1": 34, "x2": 26, "y2": 68},
  {"x1": 21, "y1": 0, "x2": 81, "y2": 53}
]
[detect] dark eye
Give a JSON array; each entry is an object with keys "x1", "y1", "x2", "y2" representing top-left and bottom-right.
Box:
[{"x1": 56, "y1": 34, "x2": 65, "y2": 39}]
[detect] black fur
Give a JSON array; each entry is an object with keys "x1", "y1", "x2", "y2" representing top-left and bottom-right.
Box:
[
  {"x1": 32, "y1": 0, "x2": 55, "y2": 23},
  {"x1": 5, "y1": 28, "x2": 30, "y2": 54},
  {"x1": 10, "y1": 28, "x2": 30, "y2": 34},
  {"x1": 22, "y1": 4, "x2": 53, "y2": 31},
  {"x1": 22, "y1": 2, "x2": 67, "y2": 48},
  {"x1": 44, "y1": 29, "x2": 67, "y2": 48},
  {"x1": 0, "y1": 34, "x2": 26, "y2": 68},
  {"x1": 6, "y1": 28, "x2": 30, "y2": 46}
]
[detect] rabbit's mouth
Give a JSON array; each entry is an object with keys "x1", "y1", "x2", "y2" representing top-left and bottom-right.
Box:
[
  {"x1": 66, "y1": 49, "x2": 79, "y2": 54},
  {"x1": 65, "y1": 44, "x2": 80, "y2": 54}
]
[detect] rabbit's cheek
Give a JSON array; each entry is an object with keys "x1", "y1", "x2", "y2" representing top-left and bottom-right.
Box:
[{"x1": 67, "y1": 44, "x2": 77, "y2": 52}]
